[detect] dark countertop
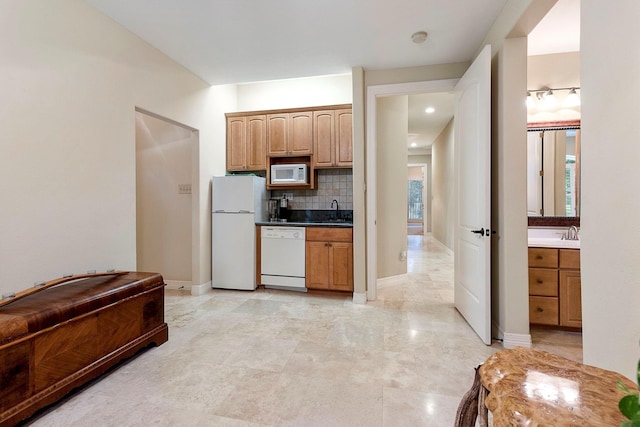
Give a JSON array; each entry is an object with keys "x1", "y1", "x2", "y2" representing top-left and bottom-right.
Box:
[
  {"x1": 256, "y1": 220, "x2": 352, "y2": 228},
  {"x1": 257, "y1": 209, "x2": 353, "y2": 227}
]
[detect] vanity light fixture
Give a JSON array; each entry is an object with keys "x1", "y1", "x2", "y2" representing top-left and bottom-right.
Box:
[
  {"x1": 526, "y1": 91, "x2": 535, "y2": 108},
  {"x1": 527, "y1": 87, "x2": 581, "y2": 109},
  {"x1": 425, "y1": 107, "x2": 435, "y2": 114},
  {"x1": 540, "y1": 89, "x2": 557, "y2": 108},
  {"x1": 564, "y1": 88, "x2": 581, "y2": 107}
]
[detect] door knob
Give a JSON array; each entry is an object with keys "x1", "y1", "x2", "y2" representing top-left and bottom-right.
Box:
[{"x1": 471, "y1": 228, "x2": 485, "y2": 235}]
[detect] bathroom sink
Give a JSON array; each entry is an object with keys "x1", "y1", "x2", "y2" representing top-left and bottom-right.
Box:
[
  {"x1": 528, "y1": 237, "x2": 580, "y2": 249},
  {"x1": 528, "y1": 227, "x2": 580, "y2": 249}
]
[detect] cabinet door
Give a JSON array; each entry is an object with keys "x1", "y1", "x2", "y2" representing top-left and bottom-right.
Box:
[
  {"x1": 529, "y1": 296, "x2": 559, "y2": 325},
  {"x1": 267, "y1": 114, "x2": 288, "y2": 155},
  {"x1": 528, "y1": 268, "x2": 558, "y2": 296},
  {"x1": 306, "y1": 241, "x2": 329, "y2": 289},
  {"x1": 246, "y1": 115, "x2": 266, "y2": 170},
  {"x1": 329, "y1": 242, "x2": 353, "y2": 291},
  {"x1": 335, "y1": 109, "x2": 353, "y2": 167},
  {"x1": 528, "y1": 248, "x2": 558, "y2": 268},
  {"x1": 313, "y1": 110, "x2": 335, "y2": 167},
  {"x1": 226, "y1": 117, "x2": 246, "y2": 171},
  {"x1": 560, "y1": 270, "x2": 582, "y2": 328},
  {"x1": 289, "y1": 112, "x2": 313, "y2": 155}
]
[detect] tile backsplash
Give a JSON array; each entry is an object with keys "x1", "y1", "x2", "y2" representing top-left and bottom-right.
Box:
[{"x1": 271, "y1": 169, "x2": 353, "y2": 210}]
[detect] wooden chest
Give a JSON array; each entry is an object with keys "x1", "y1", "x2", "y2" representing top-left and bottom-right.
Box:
[{"x1": 0, "y1": 271, "x2": 168, "y2": 426}]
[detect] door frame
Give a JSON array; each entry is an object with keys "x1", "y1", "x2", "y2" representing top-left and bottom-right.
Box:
[{"x1": 365, "y1": 79, "x2": 459, "y2": 301}]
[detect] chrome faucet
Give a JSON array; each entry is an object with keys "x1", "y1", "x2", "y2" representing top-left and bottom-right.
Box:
[{"x1": 562, "y1": 225, "x2": 579, "y2": 240}]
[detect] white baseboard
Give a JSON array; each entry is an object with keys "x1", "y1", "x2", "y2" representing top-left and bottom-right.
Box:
[
  {"x1": 191, "y1": 281, "x2": 212, "y2": 296},
  {"x1": 491, "y1": 321, "x2": 531, "y2": 348},
  {"x1": 164, "y1": 280, "x2": 192, "y2": 291},
  {"x1": 503, "y1": 333, "x2": 532, "y2": 349},
  {"x1": 352, "y1": 292, "x2": 367, "y2": 304},
  {"x1": 376, "y1": 274, "x2": 409, "y2": 287}
]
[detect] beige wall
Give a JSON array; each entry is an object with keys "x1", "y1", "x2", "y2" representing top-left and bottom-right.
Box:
[
  {"x1": 581, "y1": 0, "x2": 640, "y2": 380},
  {"x1": 431, "y1": 119, "x2": 455, "y2": 250},
  {"x1": 491, "y1": 37, "x2": 530, "y2": 340},
  {"x1": 0, "y1": 0, "x2": 232, "y2": 295},
  {"x1": 235, "y1": 74, "x2": 352, "y2": 111},
  {"x1": 365, "y1": 63, "x2": 469, "y2": 87},
  {"x1": 376, "y1": 96, "x2": 408, "y2": 278},
  {"x1": 408, "y1": 166, "x2": 423, "y2": 180},
  {"x1": 135, "y1": 112, "x2": 193, "y2": 282}
]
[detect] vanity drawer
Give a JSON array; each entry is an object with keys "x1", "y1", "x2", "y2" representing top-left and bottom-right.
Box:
[
  {"x1": 528, "y1": 248, "x2": 558, "y2": 268},
  {"x1": 528, "y1": 268, "x2": 558, "y2": 296},
  {"x1": 529, "y1": 296, "x2": 559, "y2": 325},
  {"x1": 559, "y1": 249, "x2": 580, "y2": 269}
]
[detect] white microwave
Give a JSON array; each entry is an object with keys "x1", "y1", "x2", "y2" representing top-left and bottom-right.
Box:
[{"x1": 271, "y1": 164, "x2": 308, "y2": 184}]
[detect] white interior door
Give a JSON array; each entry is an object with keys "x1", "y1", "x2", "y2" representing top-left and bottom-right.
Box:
[{"x1": 454, "y1": 45, "x2": 492, "y2": 345}]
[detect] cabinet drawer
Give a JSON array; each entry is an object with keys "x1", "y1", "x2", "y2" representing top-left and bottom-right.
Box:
[
  {"x1": 528, "y1": 248, "x2": 558, "y2": 268},
  {"x1": 559, "y1": 249, "x2": 580, "y2": 269},
  {"x1": 306, "y1": 227, "x2": 352, "y2": 242},
  {"x1": 529, "y1": 296, "x2": 559, "y2": 325},
  {"x1": 528, "y1": 268, "x2": 558, "y2": 296}
]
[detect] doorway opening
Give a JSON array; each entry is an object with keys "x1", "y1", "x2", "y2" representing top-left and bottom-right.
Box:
[
  {"x1": 366, "y1": 79, "x2": 459, "y2": 302},
  {"x1": 407, "y1": 167, "x2": 424, "y2": 236},
  {"x1": 135, "y1": 109, "x2": 198, "y2": 291}
]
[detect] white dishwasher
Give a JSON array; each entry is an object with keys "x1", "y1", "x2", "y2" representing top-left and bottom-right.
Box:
[{"x1": 261, "y1": 226, "x2": 306, "y2": 292}]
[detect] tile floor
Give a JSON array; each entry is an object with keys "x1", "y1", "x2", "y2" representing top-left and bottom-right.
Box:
[{"x1": 25, "y1": 234, "x2": 582, "y2": 426}]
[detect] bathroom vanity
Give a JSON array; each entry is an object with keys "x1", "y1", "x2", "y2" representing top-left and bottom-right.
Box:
[{"x1": 528, "y1": 241, "x2": 581, "y2": 328}]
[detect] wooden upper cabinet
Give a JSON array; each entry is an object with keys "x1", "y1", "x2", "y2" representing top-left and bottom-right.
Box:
[
  {"x1": 313, "y1": 111, "x2": 335, "y2": 167},
  {"x1": 230, "y1": 105, "x2": 351, "y2": 165},
  {"x1": 246, "y1": 116, "x2": 267, "y2": 170},
  {"x1": 289, "y1": 112, "x2": 313, "y2": 155},
  {"x1": 226, "y1": 116, "x2": 247, "y2": 171},
  {"x1": 313, "y1": 109, "x2": 353, "y2": 168},
  {"x1": 267, "y1": 114, "x2": 288, "y2": 155},
  {"x1": 335, "y1": 109, "x2": 353, "y2": 167},
  {"x1": 267, "y1": 112, "x2": 312, "y2": 156},
  {"x1": 226, "y1": 115, "x2": 266, "y2": 171}
]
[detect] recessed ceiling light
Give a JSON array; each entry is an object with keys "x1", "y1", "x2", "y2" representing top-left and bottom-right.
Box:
[
  {"x1": 425, "y1": 107, "x2": 435, "y2": 114},
  {"x1": 411, "y1": 31, "x2": 428, "y2": 44},
  {"x1": 410, "y1": 142, "x2": 417, "y2": 147}
]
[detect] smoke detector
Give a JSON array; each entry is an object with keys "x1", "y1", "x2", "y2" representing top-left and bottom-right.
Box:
[{"x1": 411, "y1": 31, "x2": 428, "y2": 44}]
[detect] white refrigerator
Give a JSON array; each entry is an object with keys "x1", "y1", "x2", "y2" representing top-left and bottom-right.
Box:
[{"x1": 211, "y1": 175, "x2": 266, "y2": 290}]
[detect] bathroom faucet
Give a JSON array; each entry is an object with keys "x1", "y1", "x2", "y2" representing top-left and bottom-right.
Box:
[{"x1": 562, "y1": 225, "x2": 579, "y2": 241}]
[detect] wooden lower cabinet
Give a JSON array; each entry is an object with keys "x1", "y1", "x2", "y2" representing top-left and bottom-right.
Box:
[
  {"x1": 528, "y1": 247, "x2": 581, "y2": 328},
  {"x1": 306, "y1": 227, "x2": 353, "y2": 291},
  {"x1": 559, "y1": 270, "x2": 582, "y2": 328}
]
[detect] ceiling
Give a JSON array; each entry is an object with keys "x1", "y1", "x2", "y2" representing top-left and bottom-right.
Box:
[
  {"x1": 85, "y1": 0, "x2": 508, "y2": 85},
  {"x1": 85, "y1": 0, "x2": 579, "y2": 155}
]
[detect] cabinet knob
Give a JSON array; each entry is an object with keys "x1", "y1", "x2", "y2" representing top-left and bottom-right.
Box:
[
  {"x1": 536, "y1": 255, "x2": 543, "y2": 260},
  {"x1": 537, "y1": 279, "x2": 543, "y2": 284},
  {"x1": 537, "y1": 307, "x2": 544, "y2": 312}
]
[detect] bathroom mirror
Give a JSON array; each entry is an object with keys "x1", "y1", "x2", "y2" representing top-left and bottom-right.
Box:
[{"x1": 527, "y1": 121, "x2": 580, "y2": 224}]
